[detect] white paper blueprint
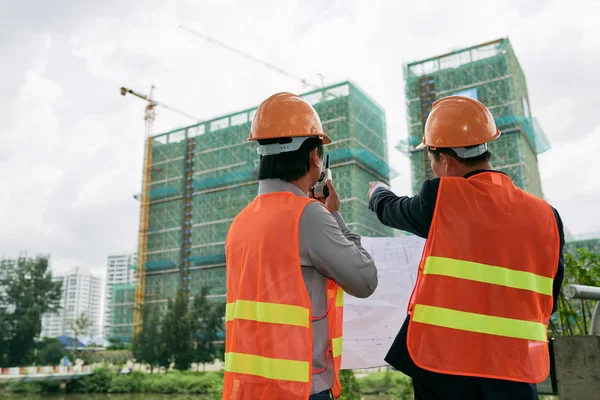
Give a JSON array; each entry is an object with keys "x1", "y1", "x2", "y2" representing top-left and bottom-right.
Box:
[{"x1": 341, "y1": 235, "x2": 426, "y2": 369}]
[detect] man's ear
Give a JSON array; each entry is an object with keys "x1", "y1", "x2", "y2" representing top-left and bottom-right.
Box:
[
  {"x1": 441, "y1": 153, "x2": 452, "y2": 172},
  {"x1": 310, "y1": 148, "x2": 321, "y2": 168}
]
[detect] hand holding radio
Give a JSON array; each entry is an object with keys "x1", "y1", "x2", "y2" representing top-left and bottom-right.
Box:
[
  {"x1": 312, "y1": 155, "x2": 331, "y2": 198},
  {"x1": 322, "y1": 180, "x2": 340, "y2": 212},
  {"x1": 310, "y1": 155, "x2": 340, "y2": 212}
]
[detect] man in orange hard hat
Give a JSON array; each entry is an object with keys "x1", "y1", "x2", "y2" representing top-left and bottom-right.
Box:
[
  {"x1": 368, "y1": 96, "x2": 564, "y2": 399},
  {"x1": 223, "y1": 92, "x2": 378, "y2": 400}
]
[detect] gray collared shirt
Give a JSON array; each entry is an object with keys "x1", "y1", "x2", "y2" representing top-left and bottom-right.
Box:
[{"x1": 257, "y1": 179, "x2": 378, "y2": 395}]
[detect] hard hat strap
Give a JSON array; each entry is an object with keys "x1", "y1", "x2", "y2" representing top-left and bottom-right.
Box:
[
  {"x1": 452, "y1": 144, "x2": 488, "y2": 159},
  {"x1": 256, "y1": 136, "x2": 315, "y2": 156}
]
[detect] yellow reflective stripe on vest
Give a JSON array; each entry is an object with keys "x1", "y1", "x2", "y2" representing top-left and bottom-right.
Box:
[
  {"x1": 225, "y1": 300, "x2": 309, "y2": 328},
  {"x1": 412, "y1": 304, "x2": 547, "y2": 342},
  {"x1": 332, "y1": 337, "x2": 342, "y2": 358},
  {"x1": 225, "y1": 352, "x2": 309, "y2": 382},
  {"x1": 335, "y1": 287, "x2": 344, "y2": 307},
  {"x1": 423, "y1": 256, "x2": 553, "y2": 296}
]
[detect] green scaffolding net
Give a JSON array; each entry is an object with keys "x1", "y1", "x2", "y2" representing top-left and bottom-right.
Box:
[
  {"x1": 398, "y1": 38, "x2": 550, "y2": 198},
  {"x1": 125, "y1": 81, "x2": 396, "y2": 341}
]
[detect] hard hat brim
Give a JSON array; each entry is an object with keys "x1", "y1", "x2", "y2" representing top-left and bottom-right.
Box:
[
  {"x1": 320, "y1": 134, "x2": 332, "y2": 145},
  {"x1": 248, "y1": 133, "x2": 332, "y2": 145},
  {"x1": 415, "y1": 128, "x2": 501, "y2": 151}
]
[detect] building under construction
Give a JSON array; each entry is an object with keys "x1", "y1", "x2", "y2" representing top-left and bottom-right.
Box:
[
  {"x1": 110, "y1": 81, "x2": 394, "y2": 341},
  {"x1": 565, "y1": 233, "x2": 600, "y2": 256},
  {"x1": 399, "y1": 38, "x2": 550, "y2": 198}
]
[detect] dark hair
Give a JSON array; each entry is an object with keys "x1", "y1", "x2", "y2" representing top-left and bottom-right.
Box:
[
  {"x1": 428, "y1": 146, "x2": 491, "y2": 167},
  {"x1": 258, "y1": 137, "x2": 323, "y2": 182}
]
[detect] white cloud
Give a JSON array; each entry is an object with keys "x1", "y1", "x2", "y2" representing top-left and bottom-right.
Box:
[
  {"x1": 1, "y1": 0, "x2": 599, "y2": 286},
  {"x1": 539, "y1": 126, "x2": 600, "y2": 233}
]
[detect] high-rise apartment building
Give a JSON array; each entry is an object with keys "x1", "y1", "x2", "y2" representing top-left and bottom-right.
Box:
[
  {"x1": 0, "y1": 258, "x2": 14, "y2": 314},
  {"x1": 103, "y1": 253, "x2": 136, "y2": 337},
  {"x1": 41, "y1": 267, "x2": 103, "y2": 338}
]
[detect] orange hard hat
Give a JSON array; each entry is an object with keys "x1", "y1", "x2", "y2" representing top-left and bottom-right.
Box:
[
  {"x1": 249, "y1": 92, "x2": 331, "y2": 144},
  {"x1": 416, "y1": 96, "x2": 501, "y2": 150}
]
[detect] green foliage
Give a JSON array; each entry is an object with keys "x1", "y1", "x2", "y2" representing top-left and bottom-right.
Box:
[
  {"x1": 69, "y1": 366, "x2": 112, "y2": 393},
  {"x1": 8, "y1": 380, "x2": 61, "y2": 393},
  {"x1": 190, "y1": 286, "x2": 226, "y2": 366},
  {"x1": 56, "y1": 368, "x2": 223, "y2": 395},
  {"x1": 163, "y1": 289, "x2": 194, "y2": 370},
  {"x1": 551, "y1": 250, "x2": 600, "y2": 336},
  {"x1": 108, "y1": 371, "x2": 145, "y2": 393},
  {"x1": 107, "y1": 337, "x2": 127, "y2": 350},
  {"x1": 7, "y1": 381, "x2": 43, "y2": 393},
  {"x1": 80, "y1": 350, "x2": 133, "y2": 366},
  {"x1": 339, "y1": 369, "x2": 361, "y2": 400},
  {"x1": 133, "y1": 303, "x2": 164, "y2": 370},
  {"x1": 132, "y1": 286, "x2": 225, "y2": 370},
  {"x1": 0, "y1": 256, "x2": 62, "y2": 367},
  {"x1": 359, "y1": 371, "x2": 414, "y2": 399},
  {"x1": 34, "y1": 337, "x2": 67, "y2": 365},
  {"x1": 141, "y1": 371, "x2": 222, "y2": 395}
]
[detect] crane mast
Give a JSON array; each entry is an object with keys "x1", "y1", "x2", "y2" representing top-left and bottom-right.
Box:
[{"x1": 120, "y1": 85, "x2": 199, "y2": 338}]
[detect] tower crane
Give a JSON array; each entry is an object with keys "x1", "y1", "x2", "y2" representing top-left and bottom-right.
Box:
[
  {"x1": 180, "y1": 25, "x2": 322, "y2": 91},
  {"x1": 120, "y1": 85, "x2": 200, "y2": 338}
]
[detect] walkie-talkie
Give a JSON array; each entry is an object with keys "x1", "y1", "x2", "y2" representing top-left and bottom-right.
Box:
[{"x1": 311, "y1": 154, "x2": 331, "y2": 198}]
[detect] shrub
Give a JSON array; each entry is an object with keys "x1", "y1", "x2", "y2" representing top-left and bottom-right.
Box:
[
  {"x1": 181, "y1": 372, "x2": 223, "y2": 394},
  {"x1": 359, "y1": 371, "x2": 413, "y2": 399},
  {"x1": 339, "y1": 369, "x2": 361, "y2": 400},
  {"x1": 35, "y1": 338, "x2": 68, "y2": 365},
  {"x1": 138, "y1": 371, "x2": 222, "y2": 395},
  {"x1": 80, "y1": 350, "x2": 133, "y2": 366},
  {"x1": 69, "y1": 367, "x2": 112, "y2": 393},
  {"x1": 8, "y1": 381, "x2": 42, "y2": 393},
  {"x1": 7, "y1": 380, "x2": 61, "y2": 393},
  {"x1": 108, "y1": 371, "x2": 144, "y2": 393},
  {"x1": 5, "y1": 368, "x2": 224, "y2": 396},
  {"x1": 140, "y1": 372, "x2": 181, "y2": 393}
]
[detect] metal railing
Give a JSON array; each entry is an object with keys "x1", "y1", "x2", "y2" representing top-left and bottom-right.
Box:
[{"x1": 563, "y1": 284, "x2": 600, "y2": 335}]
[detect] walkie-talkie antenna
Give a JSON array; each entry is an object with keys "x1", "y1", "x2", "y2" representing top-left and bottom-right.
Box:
[{"x1": 325, "y1": 154, "x2": 330, "y2": 169}]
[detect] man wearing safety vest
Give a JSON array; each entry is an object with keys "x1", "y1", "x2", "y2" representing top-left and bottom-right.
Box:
[
  {"x1": 223, "y1": 92, "x2": 378, "y2": 400},
  {"x1": 368, "y1": 96, "x2": 565, "y2": 399}
]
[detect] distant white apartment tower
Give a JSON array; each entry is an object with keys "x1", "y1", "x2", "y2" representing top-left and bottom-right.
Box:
[
  {"x1": 41, "y1": 267, "x2": 103, "y2": 338},
  {"x1": 0, "y1": 259, "x2": 15, "y2": 313},
  {"x1": 103, "y1": 253, "x2": 136, "y2": 337}
]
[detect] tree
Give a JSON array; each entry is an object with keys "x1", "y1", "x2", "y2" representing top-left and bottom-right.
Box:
[
  {"x1": 71, "y1": 313, "x2": 92, "y2": 359},
  {"x1": 134, "y1": 284, "x2": 225, "y2": 371},
  {"x1": 189, "y1": 285, "x2": 226, "y2": 368},
  {"x1": 550, "y1": 250, "x2": 600, "y2": 336},
  {"x1": 72, "y1": 313, "x2": 92, "y2": 337},
  {"x1": 339, "y1": 370, "x2": 361, "y2": 400},
  {"x1": 0, "y1": 256, "x2": 62, "y2": 367},
  {"x1": 35, "y1": 338, "x2": 67, "y2": 365},
  {"x1": 133, "y1": 304, "x2": 164, "y2": 371},
  {"x1": 162, "y1": 289, "x2": 193, "y2": 370},
  {"x1": 190, "y1": 286, "x2": 210, "y2": 366},
  {"x1": 107, "y1": 337, "x2": 126, "y2": 351},
  {"x1": 203, "y1": 301, "x2": 226, "y2": 363}
]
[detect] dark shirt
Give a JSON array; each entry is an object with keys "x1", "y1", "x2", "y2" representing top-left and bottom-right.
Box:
[{"x1": 368, "y1": 170, "x2": 565, "y2": 398}]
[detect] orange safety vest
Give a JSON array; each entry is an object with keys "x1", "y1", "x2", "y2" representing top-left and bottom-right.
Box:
[
  {"x1": 407, "y1": 172, "x2": 559, "y2": 383},
  {"x1": 223, "y1": 192, "x2": 344, "y2": 400}
]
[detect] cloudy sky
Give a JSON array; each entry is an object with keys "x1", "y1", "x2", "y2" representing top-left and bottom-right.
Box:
[{"x1": 1, "y1": 0, "x2": 599, "y2": 282}]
